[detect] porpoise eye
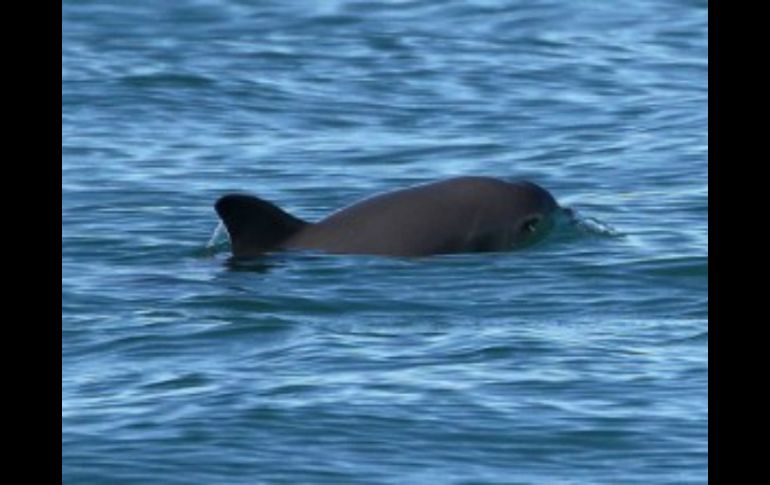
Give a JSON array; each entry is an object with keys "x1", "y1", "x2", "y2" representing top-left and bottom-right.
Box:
[{"x1": 522, "y1": 217, "x2": 540, "y2": 233}]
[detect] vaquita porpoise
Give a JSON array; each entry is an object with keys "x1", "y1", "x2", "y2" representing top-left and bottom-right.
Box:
[{"x1": 215, "y1": 176, "x2": 560, "y2": 257}]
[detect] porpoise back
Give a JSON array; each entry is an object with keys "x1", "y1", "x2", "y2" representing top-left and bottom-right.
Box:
[{"x1": 215, "y1": 176, "x2": 558, "y2": 257}]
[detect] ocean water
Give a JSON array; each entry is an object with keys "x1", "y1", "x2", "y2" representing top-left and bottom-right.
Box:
[{"x1": 62, "y1": 1, "x2": 708, "y2": 484}]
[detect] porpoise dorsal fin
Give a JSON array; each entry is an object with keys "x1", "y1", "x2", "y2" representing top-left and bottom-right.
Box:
[{"x1": 214, "y1": 194, "x2": 309, "y2": 257}]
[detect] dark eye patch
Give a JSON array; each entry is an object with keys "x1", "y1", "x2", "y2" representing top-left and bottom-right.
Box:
[{"x1": 522, "y1": 217, "x2": 541, "y2": 233}]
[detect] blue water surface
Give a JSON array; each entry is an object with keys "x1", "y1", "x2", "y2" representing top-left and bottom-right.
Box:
[{"x1": 62, "y1": 1, "x2": 708, "y2": 483}]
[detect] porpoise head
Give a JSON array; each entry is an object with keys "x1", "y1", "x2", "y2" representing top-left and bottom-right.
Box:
[{"x1": 503, "y1": 180, "x2": 560, "y2": 249}]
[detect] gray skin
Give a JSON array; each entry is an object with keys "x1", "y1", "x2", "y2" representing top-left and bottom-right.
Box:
[{"x1": 215, "y1": 176, "x2": 559, "y2": 258}]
